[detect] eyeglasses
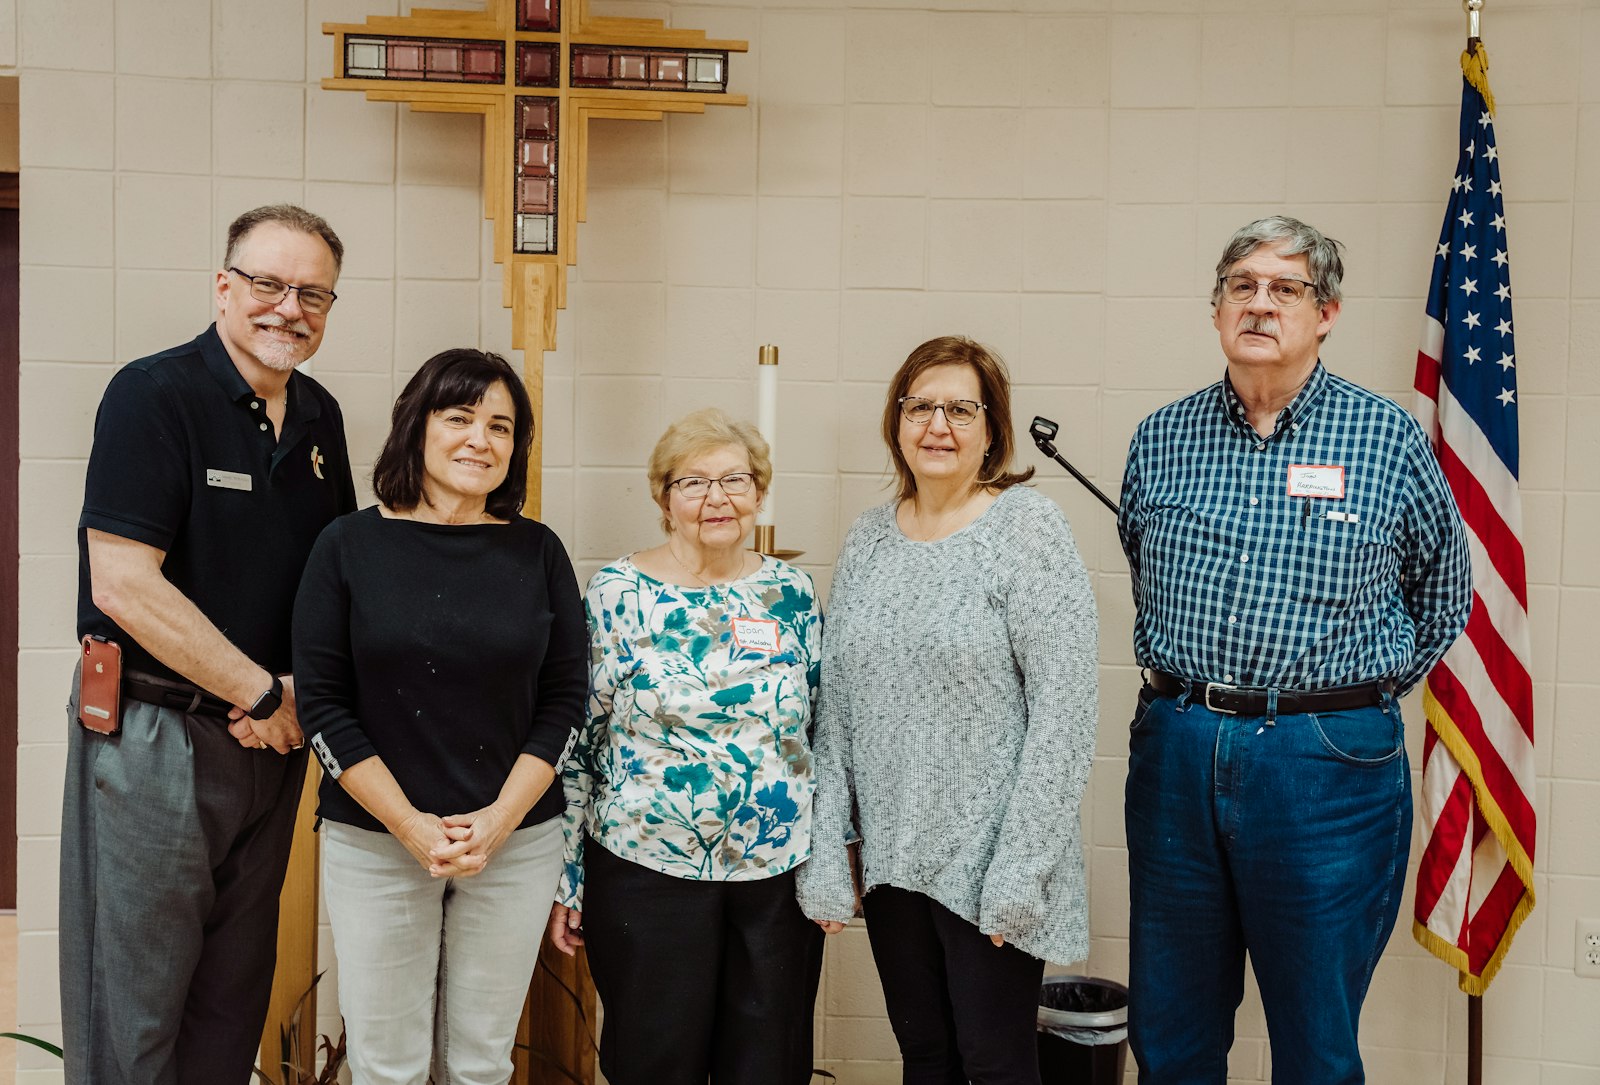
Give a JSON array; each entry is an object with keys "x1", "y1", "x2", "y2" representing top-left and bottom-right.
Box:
[
  {"x1": 228, "y1": 268, "x2": 338, "y2": 315},
  {"x1": 1217, "y1": 274, "x2": 1316, "y2": 308},
  {"x1": 898, "y1": 397, "x2": 986, "y2": 426},
  {"x1": 668, "y1": 472, "x2": 756, "y2": 499}
]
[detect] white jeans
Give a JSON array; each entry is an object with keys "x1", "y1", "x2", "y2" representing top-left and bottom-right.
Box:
[{"x1": 322, "y1": 818, "x2": 564, "y2": 1085}]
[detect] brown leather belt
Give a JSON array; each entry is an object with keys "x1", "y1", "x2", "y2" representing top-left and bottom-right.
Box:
[
  {"x1": 1146, "y1": 670, "x2": 1392, "y2": 717},
  {"x1": 123, "y1": 672, "x2": 235, "y2": 720}
]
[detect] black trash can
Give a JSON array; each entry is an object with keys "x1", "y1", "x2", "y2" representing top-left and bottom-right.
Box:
[{"x1": 1036, "y1": 975, "x2": 1128, "y2": 1083}]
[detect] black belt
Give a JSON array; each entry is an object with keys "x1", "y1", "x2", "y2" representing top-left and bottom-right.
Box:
[
  {"x1": 123, "y1": 672, "x2": 235, "y2": 720},
  {"x1": 1146, "y1": 670, "x2": 1392, "y2": 716}
]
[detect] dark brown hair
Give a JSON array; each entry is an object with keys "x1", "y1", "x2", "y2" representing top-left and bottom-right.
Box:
[
  {"x1": 372, "y1": 349, "x2": 534, "y2": 520},
  {"x1": 224, "y1": 204, "x2": 345, "y2": 276},
  {"x1": 880, "y1": 335, "x2": 1034, "y2": 502}
]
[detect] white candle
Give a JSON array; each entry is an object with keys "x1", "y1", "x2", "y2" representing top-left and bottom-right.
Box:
[{"x1": 756, "y1": 345, "x2": 778, "y2": 527}]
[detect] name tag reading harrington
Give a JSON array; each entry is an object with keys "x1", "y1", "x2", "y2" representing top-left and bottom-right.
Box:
[
  {"x1": 206, "y1": 469, "x2": 253, "y2": 492},
  {"x1": 731, "y1": 617, "x2": 780, "y2": 653},
  {"x1": 1286, "y1": 464, "x2": 1345, "y2": 499}
]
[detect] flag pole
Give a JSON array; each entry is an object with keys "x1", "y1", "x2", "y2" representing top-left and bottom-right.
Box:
[{"x1": 1462, "y1": 4, "x2": 1485, "y2": 1078}]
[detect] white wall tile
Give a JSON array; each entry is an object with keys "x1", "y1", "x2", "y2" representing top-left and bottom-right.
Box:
[
  {"x1": 930, "y1": 108, "x2": 1019, "y2": 199},
  {"x1": 1022, "y1": 201, "x2": 1106, "y2": 294},
  {"x1": 393, "y1": 279, "x2": 479, "y2": 364},
  {"x1": 758, "y1": 104, "x2": 842, "y2": 197},
  {"x1": 18, "y1": 460, "x2": 87, "y2": 557},
  {"x1": 115, "y1": 174, "x2": 212, "y2": 270},
  {"x1": 756, "y1": 196, "x2": 840, "y2": 290},
  {"x1": 662, "y1": 285, "x2": 750, "y2": 380},
  {"x1": 396, "y1": 183, "x2": 481, "y2": 280},
  {"x1": 843, "y1": 196, "x2": 924, "y2": 291},
  {"x1": 1291, "y1": 15, "x2": 1386, "y2": 109},
  {"x1": 845, "y1": 104, "x2": 928, "y2": 197},
  {"x1": 928, "y1": 13, "x2": 1022, "y2": 107},
  {"x1": 755, "y1": 291, "x2": 839, "y2": 383},
  {"x1": 1285, "y1": 109, "x2": 1381, "y2": 204},
  {"x1": 1498, "y1": 104, "x2": 1578, "y2": 205},
  {"x1": 116, "y1": 77, "x2": 211, "y2": 176},
  {"x1": 396, "y1": 107, "x2": 480, "y2": 188},
  {"x1": 1384, "y1": 11, "x2": 1460, "y2": 108},
  {"x1": 927, "y1": 199, "x2": 1020, "y2": 293},
  {"x1": 306, "y1": 92, "x2": 396, "y2": 185},
  {"x1": 115, "y1": 0, "x2": 208, "y2": 78},
  {"x1": 20, "y1": 0, "x2": 112, "y2": 71},
  {"x1": 759, "y1": 11, "x2": 844, "y2": 107},
  {"x1": 1109, "y1": 15, "x2": 1199, "y2": 109},
  {"x1": 580, "y1": 189, "x2": 665, "y2": 282},
  {"x1": 846, "y1": 11, "x2": 928, "y2": 105},
  {"x1": 1022, "y1": 109, "x2": 1107, "y2": 201},
  {"x1": 214, "y1": 0, "x2": 304, "y2": 82},
  {"x1": 1199, "y1": 14, "x2": 1291, "y2": 109},
  {"x1": 114, "y1": 270, "x2": 213, "y2": 363},
  {"x1": 20, "y1": 169, "x2": 113, "y2": 268},
  {"x1": 211, "y1": 82, "x2": 304, "y2": 179},
  {"x1": 19, "y1": 70, "x2": 113, "y2": 170},
  {"x1": 666, "y1": 107, "x2": 755, "y2": 197},
  {"x1": 1108, "y1": 111, "x2": 1195, "y2": 204},
  {"x1": 665, "y1": 193, "x2": 752, "y2": 288},
  {"x1": 21, "y1": 269, "x2": 114, "y2": 362},
  {"x1": 1021, "y1": 16, "x2": 1109, "y2": 108}
]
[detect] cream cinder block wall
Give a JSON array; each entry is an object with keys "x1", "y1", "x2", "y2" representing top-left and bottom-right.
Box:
[{"x1": 12, "y1": 0, "x2": 1599, "y2": 1082}]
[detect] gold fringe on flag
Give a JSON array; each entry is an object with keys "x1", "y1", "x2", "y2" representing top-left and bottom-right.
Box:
[{"x1": 1461, "y1": 43, "x2": 1496, "y2": 115}]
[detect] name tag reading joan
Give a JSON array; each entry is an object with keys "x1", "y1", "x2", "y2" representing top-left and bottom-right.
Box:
[
  {"x1": 1286, "y1": 464, "x2": 1345, "y2": 499},
  {"x1": 206, "y1": 469, "x2": 253, "y2": 492},
  {"x1": 731, "y1": 617, "x2": 780, "y2": 653}
]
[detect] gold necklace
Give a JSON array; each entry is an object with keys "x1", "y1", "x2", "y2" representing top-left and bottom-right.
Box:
[{"x1": 666, "y1": 543, "x2": 746, "y2": 588}]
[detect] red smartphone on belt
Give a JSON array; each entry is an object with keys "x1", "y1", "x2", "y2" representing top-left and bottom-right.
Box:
[{"x1": 78, "y1": 634, "x2": 122, "y2": 735}]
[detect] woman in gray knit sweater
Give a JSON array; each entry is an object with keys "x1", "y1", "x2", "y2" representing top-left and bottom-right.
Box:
[{"x1": 797, "y1": 336, "x2": 1098, "y2": 1085}]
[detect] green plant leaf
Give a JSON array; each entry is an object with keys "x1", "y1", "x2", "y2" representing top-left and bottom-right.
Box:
[{"x1": 1, "y1": 1032, "x2": 64, "y2": 1058}]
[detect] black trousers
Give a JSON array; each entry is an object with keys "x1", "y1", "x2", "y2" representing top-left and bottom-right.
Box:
[
  {"x1": 581, "y1": 839, "x2": 824, "y2": 1085},
  {"x1": 863, "y1": 886, "x2": 1046, "y2": 1085}
]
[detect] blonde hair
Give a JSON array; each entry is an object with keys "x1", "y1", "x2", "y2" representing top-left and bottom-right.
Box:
[{"x1": 647, "y1": 408, "x2": 773, "y2": 533}]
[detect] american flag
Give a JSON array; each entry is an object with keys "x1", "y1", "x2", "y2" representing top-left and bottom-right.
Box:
[{"x1": 1411, "y1": 44, "x2": 1535, "y2": 996}]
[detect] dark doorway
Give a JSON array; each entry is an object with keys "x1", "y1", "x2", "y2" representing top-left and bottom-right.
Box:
[{"x1": 1, "y1": 173, "x2": 17, "y2": 909}]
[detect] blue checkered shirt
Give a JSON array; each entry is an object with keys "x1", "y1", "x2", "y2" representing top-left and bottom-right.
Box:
[{"x1": 1118, "y1": 362, "x2": 1472, "y2": 695}]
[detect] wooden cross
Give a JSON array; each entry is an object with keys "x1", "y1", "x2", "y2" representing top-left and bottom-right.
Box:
[
  {"x1": 321, "y1": 0, "x2": 748, "y2": 515},
  {"x1": 259, "y1": 6, "x2": 747, "y2": 1080}
]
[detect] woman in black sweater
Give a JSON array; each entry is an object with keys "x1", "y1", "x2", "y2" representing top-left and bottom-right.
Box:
[{"x1": 292, "y1": 348, "x2": 586, "y2": 1085}]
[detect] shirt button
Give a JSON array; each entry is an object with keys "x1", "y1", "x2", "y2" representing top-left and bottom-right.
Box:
[
  {"x1": 1228, "y1": 615, "x2": 1238, "y2": 624},
  {"x1": 250, "y1": 401, "x2": 260, "y2": 410},
  {"x1": 1225, "y1": 674, "x2": 1235, "y2": 683},
  {"x1": 1240, "y1": 553, "x2": 1249, "y2": 563},
  {"x1": 1249, "y1": 497, "x2": 1259, "y2": 506},
  {"x1": 259, "y1": 422, "x2": 269, "y2": 431},
  {"x1": 1256, "y1": 442, "x2": 1266, "y2": 451}
]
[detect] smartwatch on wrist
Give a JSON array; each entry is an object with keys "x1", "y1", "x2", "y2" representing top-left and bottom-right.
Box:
[{"x1": 247, "y1": 674, "x2": 284, "y2": 721}]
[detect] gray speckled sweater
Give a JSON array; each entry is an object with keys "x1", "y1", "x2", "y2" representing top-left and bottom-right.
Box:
[{"x1": 795, "y1": 486, "x2": 1098, "y2": 964}]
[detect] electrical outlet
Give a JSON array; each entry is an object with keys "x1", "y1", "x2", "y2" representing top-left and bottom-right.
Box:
[{"x1": 1576, "y1": 919, "x2": 1600, "y2": 978}]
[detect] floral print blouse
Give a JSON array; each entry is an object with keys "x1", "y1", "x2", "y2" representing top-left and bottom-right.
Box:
[{"x1": 556, "y1": 555, "x2": 822, "y2": 908}]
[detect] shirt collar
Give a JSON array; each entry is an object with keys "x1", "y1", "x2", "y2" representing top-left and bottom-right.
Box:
[
  {"x1": 1218, "y1": 360, "x2": 1330, "y2": 441},
  {"x1": 198, "y1": 322, "x2": 322, "y2": 425}
]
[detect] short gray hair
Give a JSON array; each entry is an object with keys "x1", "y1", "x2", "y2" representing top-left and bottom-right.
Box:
[
  {"x1": 1211, "y1": 216, "x2": 1344, "y2": 307},
  {"x1": 223, "y1": 204, "x2": 344, "y2": 277}
]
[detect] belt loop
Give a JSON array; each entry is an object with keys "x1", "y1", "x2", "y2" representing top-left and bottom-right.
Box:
[
  {"x1": 185, "y1": 691, "x2": 203, "y2": 714},
  {"x1": 1265, "y1": 687, "x2": 1278, "y2": 727},
  {"x1": 1174, "y1": 685, "x2": 1192, "y2": 712}
]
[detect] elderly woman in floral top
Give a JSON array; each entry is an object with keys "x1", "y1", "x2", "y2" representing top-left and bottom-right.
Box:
[{"x1": 548, "y1": 407, "x2": 823, "y2": 1085}]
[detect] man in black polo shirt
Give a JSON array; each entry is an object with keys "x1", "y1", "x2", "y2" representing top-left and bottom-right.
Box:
[{"x1": 61, "y1": 204, "x2": 358, "y2": 1085}]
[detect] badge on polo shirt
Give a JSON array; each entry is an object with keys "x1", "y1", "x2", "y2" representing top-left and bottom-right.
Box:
[
  {"x1": 1286, "y1": 464, "x2": 1345, "y2": 499},
  {"x1": 311, "y1": 445, "x2": 326, "y2": 480},
  {"x1": 205, "y1": 469, "x2": 253, "y2": 492},
  {"x1": 731, "y1": 617, "x2": 780, "y2": 653}
]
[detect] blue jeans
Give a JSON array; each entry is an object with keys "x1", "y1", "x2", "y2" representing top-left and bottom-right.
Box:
[{"x1": 1124, "y1": 687, "x2": 1411, "y2": 1085}]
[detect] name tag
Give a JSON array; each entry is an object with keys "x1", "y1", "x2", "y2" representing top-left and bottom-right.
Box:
[
  {"x1": 1286, "y1": 464, "x2": 1345, "y2": 499},
  {"x1": 206, "y1": 469, "x2": 253, "y2": 492},
  {"x1": 731, "y1": 617, "x2": 780, "y2": 653},
  {"x1": 1325, "y1": 510, "x2": 1361, "y2": 524}
]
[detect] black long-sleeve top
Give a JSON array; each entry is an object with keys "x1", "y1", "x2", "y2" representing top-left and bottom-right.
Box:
[{"x1": 292, "y1": 506, "x2": 587, "y2": 833}]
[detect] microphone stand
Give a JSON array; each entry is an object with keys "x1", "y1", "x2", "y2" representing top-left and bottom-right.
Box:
[{"x1": 1030, "y1": 416, "x2": 1120, "y2": 516}]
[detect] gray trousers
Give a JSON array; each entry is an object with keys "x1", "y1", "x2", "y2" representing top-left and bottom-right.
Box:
[{"x1": 60, "y1": 681, "x2": 308, "y2": 1085}]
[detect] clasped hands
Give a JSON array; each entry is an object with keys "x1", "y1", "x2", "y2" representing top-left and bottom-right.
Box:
[
  {"x1": 394, "y1": 804, "x2": 516, "y2": 879},
  {"x1": 225, "y1": 674, "x2": 304, "y2": 754}
]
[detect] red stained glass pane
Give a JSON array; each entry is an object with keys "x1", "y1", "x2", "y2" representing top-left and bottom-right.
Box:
[
  {"x1": 388, "y1": 42, "x2": 424, "y2": 78},
  {"x1": 651, "y1": 55, "x2": 685, "y2": 83},
  {"x1": 573, "y1": 49, "x2": 611, "y2": 82},
  {"x1": 519, "y1": 99, "x2": 554, "y2": 139},
  {"x1": 464, "y1": 46, "x2": 501, "y2": 76},
  {"x1": 426, "y1": 45, "x2": 461, "y2": 74},
  {"x1": 517, "y1": 43, "x2": 557, "y2": 87},
  {"x1": 518, "y1": 177, "x2": 554, "y2": 213},
  {"x1": 520, "y1": 139, "x2": 554, "y2": 175},
  {"x1": 518, "y1": 0, "x2": 558, "y2": 31}
]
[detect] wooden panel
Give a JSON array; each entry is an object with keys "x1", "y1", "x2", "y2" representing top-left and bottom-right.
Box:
[
  {"x1": 517, "y1": 943, "x2": 597, "y2": 1085},
  {"x1": 261, "y1": 761, "x2": 322, "y2": 1078}
]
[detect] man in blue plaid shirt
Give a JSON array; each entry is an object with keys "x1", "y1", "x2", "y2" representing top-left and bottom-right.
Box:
[{"x1": 1118, "y1": 216, "x2": 1471, "y2": 1084}]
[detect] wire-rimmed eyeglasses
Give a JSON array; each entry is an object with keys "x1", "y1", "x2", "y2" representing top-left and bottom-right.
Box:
[
  {"x1": 228, "y1": 267, "x2": 338, "y2": 315},
  {"x1": 1217, "y1": 274, "x2": 1316, "y2": 308},
  {"x1": 898, "y1": 397, "x2": 987, "y2": 426},
  {"x1": 667, "y1": 472, "x2": 756, "y2": 499}
]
